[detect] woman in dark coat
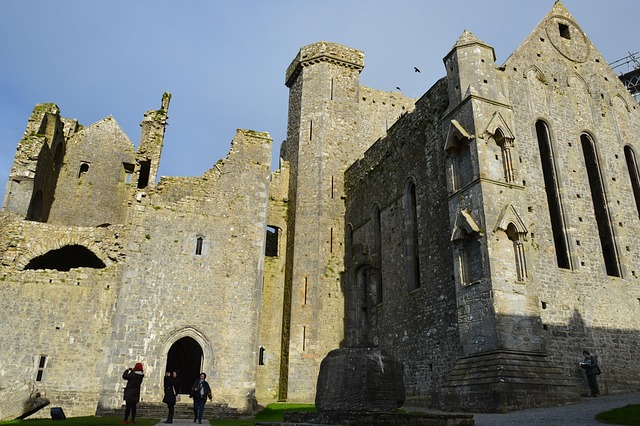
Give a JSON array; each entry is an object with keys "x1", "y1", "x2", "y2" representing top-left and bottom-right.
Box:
[
  {"x1": 121, "y1": 362, "x2": 144, "y2": 424},
  {"x1": 162, "y1": 370, "x2": 180, "y2": 424}
]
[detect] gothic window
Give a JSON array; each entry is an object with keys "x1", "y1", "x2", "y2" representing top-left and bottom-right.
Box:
[
  {"x1": 372, "y1": 205, "x2": 383, "y2": 304},
  {"x1": 448, "y1": 135, "x2": 473, "y2": 191},
  {"x1": 624, "y1": 145, "x2": 640, "y2": 219},
  {"x1": 506, "y1": 223, "x2": 528, "y2": 282},
  {"x1": 581, "y1": 134, "x2": 621, "y2": 277},
  {"x1": 451, "y1": 210, "x2": 484, "y2": 287},
  {"x1": 404, "y1": 180, "x2": 421, "y2": 292},
  {"x1": 494, "y1": 128, "x2": 515, "y2": 183},
  {"x1": 265, "y1": 226, "x2": 279, "y2": 257},
  {"x1": 535, "y1": 120, "x2": 571, "y2": 269},
  {"x1": 455, "y1": 229, "x2": 482, "y2": 286}
]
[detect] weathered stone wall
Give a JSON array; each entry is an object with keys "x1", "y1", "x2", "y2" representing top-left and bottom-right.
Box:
[
  {"x1": 344, "y1": 1, "x2": 640, "y2": 411},
  {"x1": 47, "y1": 116, "x2": 136, "y2": 227},
  {"x1": 96, "y1": 129, "x2": 272, "y2": 413},
  {"x1": 257, "y1": 161, "x2": 289, "y2": 402},
  {"x1": 0, "y1": 217, "x2": 125, "y2": 417},
  {"x1": 502, "y1": 5, "x2": 640, "y2": 394},
  {"x1": 345, "y1": 79, "x2": 460, "y2": 405}
]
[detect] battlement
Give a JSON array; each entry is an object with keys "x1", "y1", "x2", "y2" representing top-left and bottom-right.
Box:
[{"x1": 285, "y1": 41, "x2": 364, "y2": 87}]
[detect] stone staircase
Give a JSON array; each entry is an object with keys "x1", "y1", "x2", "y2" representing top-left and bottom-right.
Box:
[{"x1": 99, "y1": 401, "x2": 251, "y2": 421}]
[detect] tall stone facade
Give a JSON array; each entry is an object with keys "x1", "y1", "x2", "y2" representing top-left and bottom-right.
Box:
[{"x1": 1, "y1": 1, "x2": 639, "y2": 418}]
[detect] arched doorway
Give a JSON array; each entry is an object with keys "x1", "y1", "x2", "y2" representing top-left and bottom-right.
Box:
[{"x1": 165, "y1": 336, "x2": 203, "y2": 394}]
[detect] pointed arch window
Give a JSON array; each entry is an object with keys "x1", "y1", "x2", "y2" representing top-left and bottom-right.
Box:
[
  {"x1": 494, "y1": 128, "x2": 515, "y2": 182},
  {"x1": 535, "y1": 120, "x2": 571, "y2": 269},
  {"x1": 404, "y1": 180, "x2": 421, "y2": 291},
  {"x1": 445, "y1": 121, "x2": 474, "y2": 192},
  {"x1": 624, "y1": 145, "x2": 640, "y2": 219},
  {"x1": 451, "y1": 210, "x2": 484, "y2": 287},
  {"x1": 581, "y1": 134, "x2": 621, "y2": 277}
]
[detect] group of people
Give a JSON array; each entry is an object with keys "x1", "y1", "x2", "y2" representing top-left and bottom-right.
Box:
[{"x1": 120, "y1": 363, "x2": 212, "y2": 425}]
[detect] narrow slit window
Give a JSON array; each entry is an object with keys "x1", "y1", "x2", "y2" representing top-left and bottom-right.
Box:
[
  {"x1": 624, "y1": 146, "x2": 640, "y2": 218},
  {"x1": 581, "y1": 134, "x2": 621, "y2": 277},
  {"x1": 258, "y1": 347, "x2": 265, "y2": 366},
  {"x1": 265, "y1": 226, "x2": 279, "y2": 256},
  {"x1": 195, "y1": 237, "x2": 203, "y2": 256},
  {"x1": 535, "y1": 120, "x2": 571, "y2": 269},
  {"x1": 36, "y1": 355, "x2": 47, "y2": 382}
]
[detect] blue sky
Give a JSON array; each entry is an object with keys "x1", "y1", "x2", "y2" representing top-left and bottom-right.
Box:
[{"x1": 1, "y1": 1, "x2": 638, "y2": 203}]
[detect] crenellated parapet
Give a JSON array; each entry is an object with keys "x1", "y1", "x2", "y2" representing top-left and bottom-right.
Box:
[{"x1": 285, "y1": 41, "x2": 364, "y2": 87}]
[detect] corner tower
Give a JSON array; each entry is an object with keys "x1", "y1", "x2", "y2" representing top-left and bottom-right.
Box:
[{"x1": 279, "y1": 42, "x2": 364, "y2": 401}]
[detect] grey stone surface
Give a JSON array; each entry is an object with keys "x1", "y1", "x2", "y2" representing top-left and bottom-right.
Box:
[{"x1": 1, "y1": 1, "x2": 639, "y2": 419}]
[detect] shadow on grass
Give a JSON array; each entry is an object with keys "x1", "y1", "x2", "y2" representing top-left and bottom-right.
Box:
[{"x1": 595, "y1": 404, "x2": 640, "y2": 425}]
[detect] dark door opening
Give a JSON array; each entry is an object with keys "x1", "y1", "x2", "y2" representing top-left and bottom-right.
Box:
[{"x1": 165, "y1": 337, "x2": 203, "y2": 395}]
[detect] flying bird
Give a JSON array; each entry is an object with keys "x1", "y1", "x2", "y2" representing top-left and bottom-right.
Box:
[
  {"x1": 396, "y1": 86, "x2": 401, "y2": 91},
  {"x1": 414, "y1": 67, "x2": 421, "y2": 73}
]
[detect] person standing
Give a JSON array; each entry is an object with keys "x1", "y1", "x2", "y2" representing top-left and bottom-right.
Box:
[
  {"x1": 580, "y1": 350, "x2": 600, "y2": 396},
  {"x1": 162, "y1": 370, "x2": 180, "y2": 424},
  {"x1": 121, "y1": 362, "x2": 145, "y2": 424},
  {"x1": 190, "y1": 372, "x2": 212, "y2": 424}
]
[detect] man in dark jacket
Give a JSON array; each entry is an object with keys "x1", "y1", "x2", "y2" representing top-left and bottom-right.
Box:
[
  {"x1": 190, "y1": 372, "x2": 212, "y2": 424},
  {"x1": 580, "y1": 350, "x2": 600, "y2": 396},
  {"x1": 122, "y1": 362, "x2": 145, "y2": 424}
]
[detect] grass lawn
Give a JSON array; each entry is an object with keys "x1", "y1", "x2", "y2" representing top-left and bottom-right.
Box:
[
  {"x1": 595, "y1": 404, "x2": 640, "y2": 425},
  {"x1": 0, "y1": 403, "x2": 316, "y2": 426}
]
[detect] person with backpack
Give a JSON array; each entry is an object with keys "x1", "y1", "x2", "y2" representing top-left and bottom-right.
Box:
[{"x1": 580, "y1": 350, "x2": 600, "y2": 396}]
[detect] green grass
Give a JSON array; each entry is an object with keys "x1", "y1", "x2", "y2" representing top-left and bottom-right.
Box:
[
  {"x1": 212, "y1": 403, "x2": 316, "y2": 425},
  {"x1": 0, "y1": 403, "x2": 316, "y2": 426},
  {"x1": 0, "y1": 417, "x2": 158, "y2": 425},
  {"x1": 595, "y1": 404, "x2": 640, "y2": 425}
]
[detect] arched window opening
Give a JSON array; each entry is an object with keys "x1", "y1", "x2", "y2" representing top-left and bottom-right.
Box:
[
  {"x1": 405, "y1": 181, "x2": 421, "y2": 292},
  {"x1": 506, "y1": 223, "x2": 528, "y2": 282},
  {"x1": 624, "y1": 146, "x2": 640, "y2": 219},
  {"x1": 165, "y1": 336, "x2": 203, "y2": 395},
  {"x1": 24, "y1": 245, "x2": 106, "y2": 271},
  {"x1": 495, "y1": 129, "x2": 515, "y2": 182},
  {"x1": 372, "y1": 205, "x2": 383, "y2": 304},
  {"x1": 258, "y1": 347, "x2": 265, "y2": 366},
  {"x1": 455, "y1": 229, "x2": 483, "y2": 286},
  {"x1": 581, "y1": 134, "x2": 621, "y2": 277},
  {"x1": 345, "y1": 224, "x2": 353, "y2": 263},
  {"x1": 448, "y1": 135, "x2": 473, "y2": 191},
  {"x1": 535, "y1": 120, "x2": 571, "y2": 269}
]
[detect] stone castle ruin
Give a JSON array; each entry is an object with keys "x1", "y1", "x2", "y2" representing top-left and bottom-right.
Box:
[{"x1": 1, "y1": 2, "x2": 639, "y2": 418}]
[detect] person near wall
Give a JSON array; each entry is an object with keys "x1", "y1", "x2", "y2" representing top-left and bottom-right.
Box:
[
  {"x1": 121, "y1": 362, "x2": 145, "y2": 424},
  {"x1": 162, "y1": 370, "x2": 180, "y2": 424},
  {"x1": 580, "y1": 350, "x2": 600, "y2": 396},
  {"x1": 190, "y1": 372, "x2": 212, "y2": 424}
]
